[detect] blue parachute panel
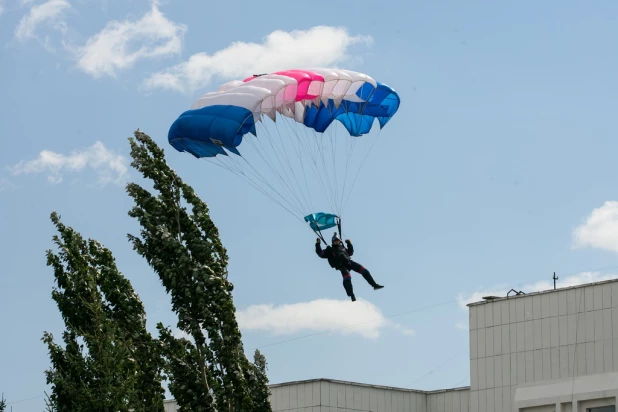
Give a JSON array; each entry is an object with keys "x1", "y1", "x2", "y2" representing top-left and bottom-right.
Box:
[
  {"x1": 168, "y1": 105, "x2": 255, "y2": 158},
  {"x1": 303, "y1": 101, "x2": 337, "y2": 134},
  {"x1": 355, "y1": 82, "x2": 377, "y2": 101},
  {"x1": 365, "y1": 82, "x2": 400, "y2": 128},
  {"x1": 304, "y1": 212, "x2": 339, "y2": 232},
  {"x1": 335, "y1": 112, "x2": 375, "y2": 136},
  {"x1": 301, "y1": 82, "x2": 400, "y2": 137}
]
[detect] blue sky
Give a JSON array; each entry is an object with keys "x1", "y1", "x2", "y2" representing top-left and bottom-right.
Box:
[{"x1": 3, "y1": 0, "x2": 618, "y2": 409}]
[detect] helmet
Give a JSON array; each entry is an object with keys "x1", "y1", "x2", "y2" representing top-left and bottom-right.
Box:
[{"x1": 332, "y1": 233, "x2": 341, "y2": 243}]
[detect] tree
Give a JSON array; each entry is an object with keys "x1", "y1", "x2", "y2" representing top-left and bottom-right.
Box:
[
  {"x1": 249, "y1": 349, "x2": 271, "y2": 411},
  {"x1": 0, "y1": 393, "x2": 6, "y2": 412},
  {"x1": 126, "y1": 130, "x2": 272, "y2": 411},
  {"x1": 42, "y1": 212, "x2": 165, "y2": 412}
]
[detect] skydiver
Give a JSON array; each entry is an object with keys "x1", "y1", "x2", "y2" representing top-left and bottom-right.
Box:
[{"x1": 315, "y1": 233, "x2": 384, "y2": 302}]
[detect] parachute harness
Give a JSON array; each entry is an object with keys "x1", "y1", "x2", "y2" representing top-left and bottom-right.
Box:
[{"x1": 312, "y1": 215, "x2": 343, "y2": 246}]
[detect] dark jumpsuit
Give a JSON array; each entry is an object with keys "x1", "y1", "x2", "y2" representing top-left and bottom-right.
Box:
[{"x1": 315, "y1": 241, "x2": 381, "y2": 301}]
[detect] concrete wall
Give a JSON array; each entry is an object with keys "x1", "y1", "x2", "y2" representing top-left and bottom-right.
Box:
[
  {"x1": 268, "y1": 379, "x2": 430, "y2": 412},
  {"x1": 425, "y1": 389, "x2": 470, "y2": 412},
  {"x1": 468, "y1": 279, "x2": 618, "y2": 412},
  {"x1": 163, "y1": 379, "x2": 470, "y2": 411},
  {"x1": 163, "y1": 399, "x2": 179, "y2": 412},
  {"x1": 513, "y1": 371, "x2": 618, "y2": 411}
]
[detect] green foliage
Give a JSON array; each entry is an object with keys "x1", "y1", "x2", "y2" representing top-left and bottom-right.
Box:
[
  {"x1": 126, "y1": 130, "x2": 272, "y2": 411},
  {"x1": 42, "y1": 212, "x2": 165, "y2": 412},
  {"x1": 0, "y1": 393, "x2": 6, "y2": 412},
  {"x1": 249, "y1": 350, "x2": 272, "y2": 411}
]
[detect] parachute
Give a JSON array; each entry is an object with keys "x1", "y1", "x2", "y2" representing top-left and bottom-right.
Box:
[{"x1": 168, "y1": 68, "x2": 400, "y2": 241}]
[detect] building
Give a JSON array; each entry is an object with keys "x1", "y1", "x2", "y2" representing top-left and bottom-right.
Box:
[
  {"x1": 164, "y1": 278, "x2": 618, "y2": 411},
  {"x1": 265, "y1": 379, "x2": 470, "y2": 411},
  {"x1": 468, "y1": 278, "x2": 618, "y2": 412}
]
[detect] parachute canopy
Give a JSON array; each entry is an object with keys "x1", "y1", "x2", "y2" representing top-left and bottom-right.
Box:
[
  {"x1": 167, "y1": 68, "x2": 401, "y2": 234},
  {"x1": 168, "y1": 68, "x2": 400, "y2": 159}
]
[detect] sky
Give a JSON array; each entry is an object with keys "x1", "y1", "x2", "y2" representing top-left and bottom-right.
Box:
[{"x1": 2, "y1": 0, "x2": 618, "y2": 409}]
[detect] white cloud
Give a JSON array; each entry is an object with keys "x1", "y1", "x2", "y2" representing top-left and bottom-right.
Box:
[
  {"x1": 573, "y1": 201, "x2": 618, "y2": 253},
  {"x1": 455, "y1": 321, "x2": 467, "y2": 331},
  {"x1": 236, "y1": 298, "x2": 413, "y2": 339},
  {"x1": 0, "y1": 2, "x2": 4, "y2": 16},
  {"x1": 0, "y1": 178, "x2": 17, "y2": 191},
  {"x1": 143, "y1": 26, "x2": 373, "y2": 94},
  {"x1": 393, "y1": 323, "x2": 416, "y2": 336},
  {"x1": 75, "y1": 0, "x2": 186, "y2": 78},
  {"x1": 8, "y1": 141, "x2": 128, "y2": 186},
  {"x1": 14, "y1": 0, "x2": 71, "y2": 47},
  {"x1": 457, "y1": 271, "x2": 618, "y2": 310}
]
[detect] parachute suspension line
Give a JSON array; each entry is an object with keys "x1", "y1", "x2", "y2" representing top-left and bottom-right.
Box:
[
  {"x1": 227, "y1": 154, "x2": 302, "y2": 215},
  {"x1": 210, "y1": 154, "x2": 305, "y2": 219},
  {"x1": 313, "y1": 226, "x2": 328, "y2": 246},
  {"x1": 330, "y1": 120, "x2": 353, "y2": 217},
  {"x1": 212, "y1": 130, "x2": 310, "y2": 219},
  {"x1": 309, "y1": 129, "x2": 332, "y2": 208},
  {"x1": 314, "y1": 126, "x2": 340, "y2": 214},
  {"x1": 284, "y1": 116, "x2": 332, "y2": 210},
  {"x1": 309, "y1": 117, "x2": 353, "y2": 218},
  {"x1": 262, "y1": 115, "x2": 329, "y2": 217},
  {"x1": 333, "y1": 127, "x2": 346, "y2": 217},
  {"x1": 337, "y1": 103, "x2": 362, "y2": 215},
  {"x1": 341, "y1": 127, "x2": 384, "y2": 216},
  {"x1": 339, "y1": 129, "x2": 360, "y2": 217},
  {"x1": 249, "y1": 129, "x2": 306, "y2": 213},
  {"x1": 293, "y1": 124, "x2": 321, "y2": 213},
  {"x1": 313, "y1": 126, "x2": 340, "y2": 215},
  {"x1": 337, "y1": 216, "x2": 342, "y2": 240},
  {"x1": 245, "y1": 128, "x2": 305, "y2": 215},
  {"x1": 274, "y1": 110, "x2": 364, "y2": 220},
  {"x1": 303, "y1": 130, "x2": 337, "y2": 214},
  {"x1": 242, "y1": 129, "x2": 308, "y2": 216},
  {"x1": 255, "y1": 123, "x2": 306, "y2": 210},
  {"x1": 286, "y1": 123, "x2": 316, "y2": 214},
  {"x1": 271, "y1": 118, "x2": 321, "y2": 217},
  {"x1": 204, "y1": 156, "x2": 304, "y2": 223},
  {"x1": 211, "y1": 144, "x2": 289, "y2": 207},
  {"x1": 281, "y1": 99, "x2": 385, "y2": 222},
  {"x1": 278, "y1": 116, "x2": 338, "y2": 215},
  {"x1": 268, "y1": 119, "x2": 315, "y2": 215},
  {"x1": 327, "y1": 124, "x2": 342, "y2": 217},
  {"x1": 324, "y1": 124, "x2": 339, "y2": 216},
  {"x1": 299, "y1": 125, "x2": 337, "y2": 212}
]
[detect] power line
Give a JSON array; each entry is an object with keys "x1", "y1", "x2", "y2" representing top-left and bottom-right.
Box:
[
  {"x1": 409, "y1": 352, "x2": 464, "y2": 385},
  {"x1": 7, "y1": 395, "x2": 44, "y2": 405},
  {"x1": 453, "y1": 375, "x2": 470, "y2": 387},
  {"x1": 253, "y1": 298, "x2": 458, "y2": 350}
]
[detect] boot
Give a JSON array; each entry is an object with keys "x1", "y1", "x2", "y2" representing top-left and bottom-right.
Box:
[
  {"x1": 343, "y1": 278, "x2": 356, "y2": 301},
  {"x1": 362, "y1": 271, "x2": 384, "y2": 290}
]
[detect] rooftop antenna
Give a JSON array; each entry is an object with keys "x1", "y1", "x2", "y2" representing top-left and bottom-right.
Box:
[{"x1": 553, "y1": 272, "x2": 558, "y2": 290}]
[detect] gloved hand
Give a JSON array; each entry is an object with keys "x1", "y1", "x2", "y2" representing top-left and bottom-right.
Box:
[
  {"x1": 316, "y1": 238, "x2": 321, "y2": 245},
  {"x1": 345, "y1": 239, "x2": 352, "y2": 244}
]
